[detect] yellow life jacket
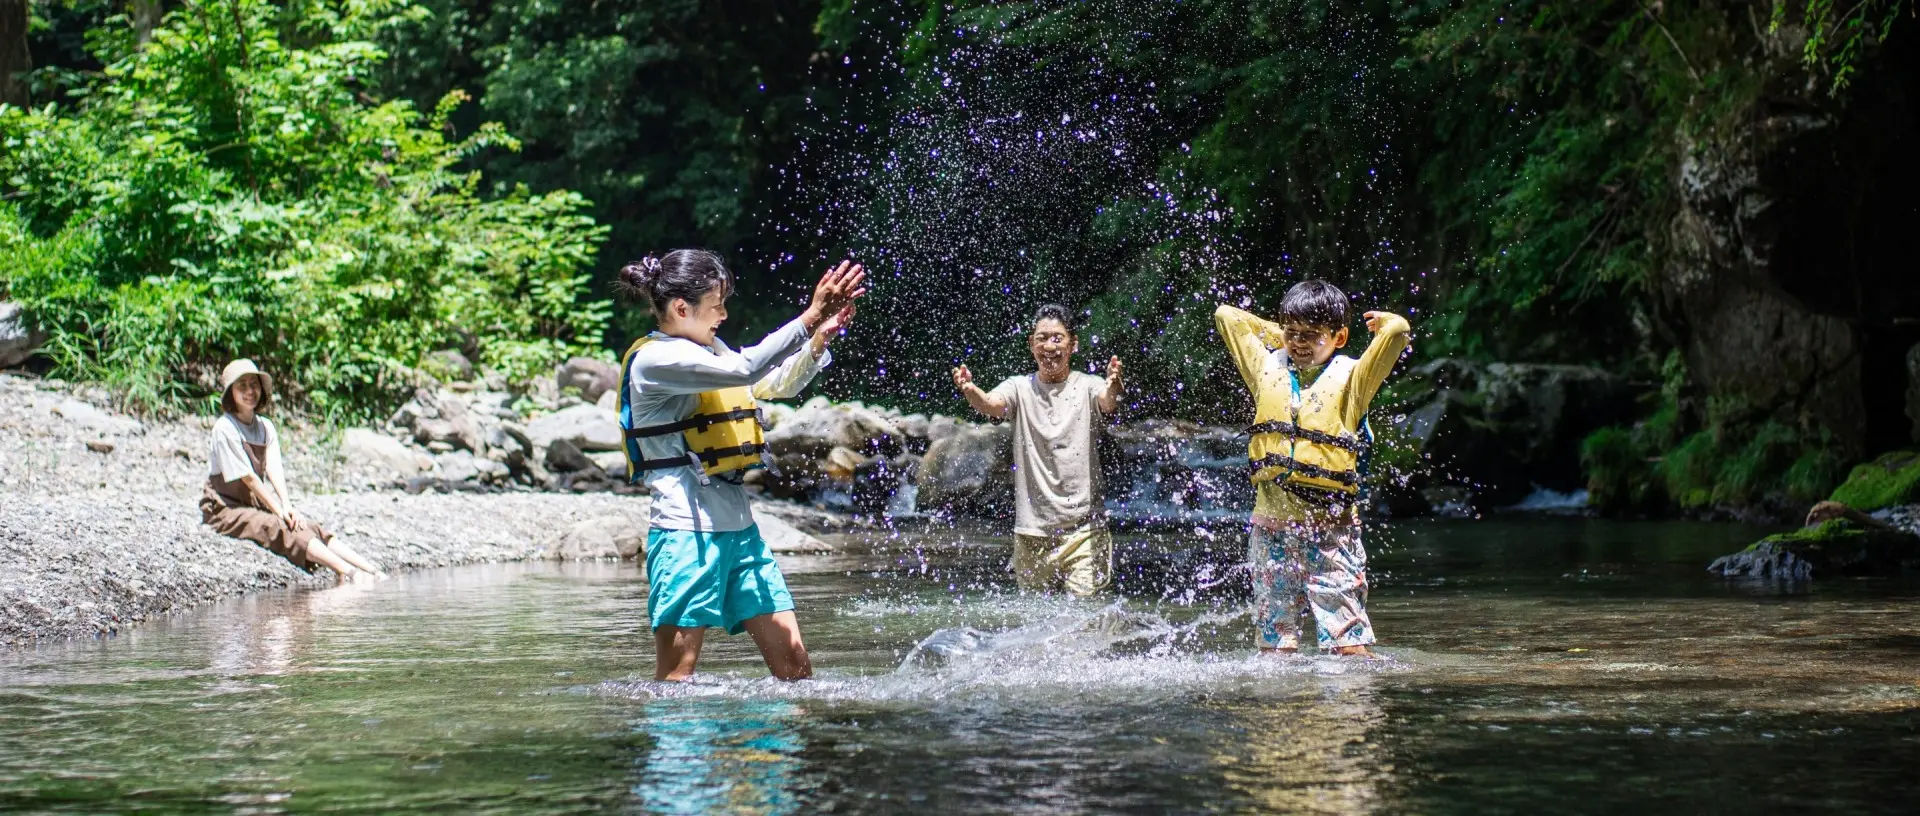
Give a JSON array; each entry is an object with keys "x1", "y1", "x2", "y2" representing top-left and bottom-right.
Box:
[
  {"x1": 1247, "y1": 354, "x2": 1368, "y2": 496},
  {"x1": 617, "y1": 336, "x2": 773, "y2": 485}
]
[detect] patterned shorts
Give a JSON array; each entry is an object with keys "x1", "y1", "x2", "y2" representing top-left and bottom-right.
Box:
[{"x1": 1247, "y1": 524, "x2": 1373, "y2": 650}]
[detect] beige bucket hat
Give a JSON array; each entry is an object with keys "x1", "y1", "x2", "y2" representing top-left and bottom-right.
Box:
[{"x1": 220, "y1": 359, "x2": 274, "y2": 411}]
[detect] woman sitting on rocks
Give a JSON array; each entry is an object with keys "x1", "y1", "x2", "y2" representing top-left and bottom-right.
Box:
[{"x1": 201, "y1": 360, "x2": 387, "y2": 583}]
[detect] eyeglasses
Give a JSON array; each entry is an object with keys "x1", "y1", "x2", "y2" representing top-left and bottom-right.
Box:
[{"x1": 1030, "y1": 332, "x2": 1071, "y2": 344}]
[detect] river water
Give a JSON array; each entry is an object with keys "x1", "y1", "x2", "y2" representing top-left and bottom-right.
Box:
[{"x1": 3, "y1": 518, "x2": 1918, "y2": 813}]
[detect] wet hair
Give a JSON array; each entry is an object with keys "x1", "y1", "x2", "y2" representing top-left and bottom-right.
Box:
[
  {"x1": 615, "y1": 249, "x2": 735, "y2": 316},
  {"x1": 1278, "y1": 280, "x2": 1349, "y2": 328},
  {"x1": 221, "y1": 374, "x2": 273, "y2": 416},
  {"x1": 1031, "y1": 303, "x2": 1077, "y2": 335}
]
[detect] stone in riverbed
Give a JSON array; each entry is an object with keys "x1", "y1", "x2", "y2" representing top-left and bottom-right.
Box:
[
  {"x1": 52, "y1": 399, "x2": 142, "y2": 435},
  {"x1": 527, "y1": 404, "x2": 623, "y2": 452},
  {"x1": 756, "y1": 512, "x2": 832, "y2": 553},
  {"x1": 1708, "y1": 518, "x2": 1920, "y2": 580},
  {"x1": 764, "y1": 397, "x2": 905, "y2": 458},
  {"x1": 916, "y1": 424, "x2": 1014, "y2": 516},
  {"x1": 548, "y1": 515, "x2": 645, "y2": 560},
  {"x1": 339, "y1": 428, "x2": 433, "y2": 476},
  {"x1": 544, "y1": 438, "x2": 599, "y2": 474},
  {"x1": 434, "y1": 450, "x2": 510, "y2": 486}
]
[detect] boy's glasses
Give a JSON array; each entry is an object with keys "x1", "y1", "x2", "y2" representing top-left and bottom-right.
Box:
[{"x1": 1030, "y1": 332, "x2": 1071, "y2": 345}]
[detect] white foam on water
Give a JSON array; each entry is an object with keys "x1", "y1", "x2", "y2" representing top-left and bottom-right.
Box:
[{"x1": 589, "y1": 600, "x2": 1417, "y2": 708}]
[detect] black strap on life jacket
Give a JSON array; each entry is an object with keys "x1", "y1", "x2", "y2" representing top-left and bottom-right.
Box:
[
  {"x1": 1250, "y1": 454, "x2": 1361, "y2": 486},
  {"x1": 1244, "y1": 420, "x2": 1369, "y2": 453},
  {"x1": 631, "y1": 441, "x2": 774, "y2": 474},
  {"x1": 1279, "y1": 480, "x2": 1363, "y2": 511},
  {"x1": 623, "y1": 407, "x2": 762, "y2": 440}
]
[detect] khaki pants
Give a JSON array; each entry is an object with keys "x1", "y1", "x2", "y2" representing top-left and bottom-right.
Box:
[{"x1": 1012, "y1": 526, "x2": 1113, "y2": 596}]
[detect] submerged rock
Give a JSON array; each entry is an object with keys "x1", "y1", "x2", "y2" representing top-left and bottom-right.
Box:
[
  {"x1": 1828, "y1": 451, "x2": 1920, "y2": 512},
  {"x1": 1708, "y1": 518, "x2": 1920, "y2": 580}
]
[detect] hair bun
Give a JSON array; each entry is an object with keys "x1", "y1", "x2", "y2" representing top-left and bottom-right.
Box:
[{"x1": 617, "y1": 256, "x2": 662, "y2": 296}]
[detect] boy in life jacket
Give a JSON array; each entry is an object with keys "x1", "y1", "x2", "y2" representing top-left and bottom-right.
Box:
[
  {"x1": 618, "y1": 250, "x2": 864, "y2": 681},
  {"x1": 1214, "y1": 281, "x2": 1410, "y2": 656},
  {"x1": 951, "y1": 304, "x2": 1125, "y2": 596}
]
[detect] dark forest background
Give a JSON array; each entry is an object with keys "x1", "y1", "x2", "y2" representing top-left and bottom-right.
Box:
[{"x1": 5, "y1": 0, "x2": 1918, "y2": 512}]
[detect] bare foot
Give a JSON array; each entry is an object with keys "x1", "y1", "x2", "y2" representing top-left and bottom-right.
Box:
[
  {"x1": 1332, "y1": 645, "x2": 1373, "y2": 657},
  {"x1": 1259, "y1": 646, "x2": 1299, "y2": 656}
]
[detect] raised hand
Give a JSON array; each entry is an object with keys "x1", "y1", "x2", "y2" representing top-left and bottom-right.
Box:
[
  {"x1": 810, "y1": 305, "x2": 855, "y2": 357},
  {"x1": 952, "y1": 364, "x2": 975, "y2": 390},
  {"x1": 805, "y1": 260, "x2": 868, "y2": 329},
  {"x1": 1363, "y1": 311, "x2": 1385, "y2": 334},
  {"x1": 1105, "y1": 355, "x2": 1124, "y2": 382}
]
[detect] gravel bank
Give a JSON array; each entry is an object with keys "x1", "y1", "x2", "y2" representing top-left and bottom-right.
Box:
[{"x1": 0, "y1": 374, "x2": 845, "y2": 649}]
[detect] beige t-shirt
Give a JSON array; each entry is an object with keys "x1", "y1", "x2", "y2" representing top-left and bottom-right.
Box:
[{"x1": 988, "y1": 371, "x2": 1110, "y2": 536}]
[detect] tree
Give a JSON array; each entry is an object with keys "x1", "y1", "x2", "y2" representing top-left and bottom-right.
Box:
[{"x1": 1, "y1": 0, "x2": 29, "y2": 108}]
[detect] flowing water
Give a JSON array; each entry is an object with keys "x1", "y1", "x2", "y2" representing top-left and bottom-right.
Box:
[{"x1": 3, "y1": 518, "x2": 1918, "y2": 814}]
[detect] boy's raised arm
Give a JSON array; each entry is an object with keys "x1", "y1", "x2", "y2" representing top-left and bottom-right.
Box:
[
  {"x1": 1214, "y1": 304, "x2": 1285, "y2": 390},
  {"x1": 952, "y1": 364, "x2": 1009, "y2": 420},
  {"x1": 1344, "y1": 310, "x2": 1412, "y2": 427}
]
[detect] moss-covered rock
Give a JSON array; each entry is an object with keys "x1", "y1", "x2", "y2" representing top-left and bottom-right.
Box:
[
  {"x1": 1708, "y1": 519, "x2": 1920, "y2": 580},
  {"x1": 1828, "y1": 451, "x2": 1920, "y2": 511}
]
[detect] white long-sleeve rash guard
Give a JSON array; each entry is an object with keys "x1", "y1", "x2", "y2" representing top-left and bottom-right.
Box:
[{"x1": 624, "y1": 317, "x2": 829, "y2": 532}]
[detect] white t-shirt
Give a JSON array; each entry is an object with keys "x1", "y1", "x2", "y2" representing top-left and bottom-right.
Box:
[
  {"x1": 624, "y1": 319, "x2": 829, "y2": 532},
  {"x1": 208, "y1": 413, "x2": 279, "y2": 483},
  {"x1": 988, "y1": 371, "x2": 1110, "y2": 536}
]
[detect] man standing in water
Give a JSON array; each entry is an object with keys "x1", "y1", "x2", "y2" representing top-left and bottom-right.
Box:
[{"x1": 952, "y1": 304, "x2": 1125, "y2": 596}]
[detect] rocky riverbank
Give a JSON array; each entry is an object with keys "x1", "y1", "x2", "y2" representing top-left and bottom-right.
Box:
[{"x1": 0, "y1": 373, "x2": 842, "y2": 649}]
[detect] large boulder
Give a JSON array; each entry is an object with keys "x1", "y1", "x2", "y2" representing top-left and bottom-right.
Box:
[
  {"x1": 0, "y1": 302, "x2": 46, "y2": 368},
  {"x1": 423, "y1": 349, "x2": 475, "y2": 383},
  {"x1": 543, "y1": 438, "x2": 599, "y2": 473},
  {"x1": 1385, "y1": 359, "x2": 1639, "y2": 507},
  {"x1": 1908, "y1": 343, "x2": 1920, "y2": 444},
  {"x1": 756, "y1": 513, "x2": 832, "y2": 553},
  {"x1": 339, "y1": 428, "x2": 432, "y2": 476},
  {"x1": 434, "y1": 450, "x2": 510, "y2": 486},
  {"x1": 557, "y1": 357, "x2": 620, "y2": 404},
  {"x1": 548, "y1": 516, "x2": 646, "y2": 560},
  {"x1": 917, "y1": 424, "x2": 1014, "y2": 516},
  {"x1": 1709, "y1": 518, "x2": 1920, "y2": 580},
  {"x1": 390, "y1": 389, "x2": 483, "y2": 453},
  {"x1": 764, "y1": 397, "x2": 906, "y2": 458},
  {"x1": 527, "y1": 404, "x2": 623, "y2": 452}
]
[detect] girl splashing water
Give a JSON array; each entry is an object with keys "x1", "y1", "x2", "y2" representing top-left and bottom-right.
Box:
[{"x1": 617, "y1": 250, "x2": 863, "y2": 681}]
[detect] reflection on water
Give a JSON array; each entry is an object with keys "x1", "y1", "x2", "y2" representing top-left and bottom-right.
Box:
[
  {"x1": 633, "y1": 699, "x2": 808, "y2": 816},
  {"x1": 0, "y1": 519, "x2": 1917, "y2": 813}
]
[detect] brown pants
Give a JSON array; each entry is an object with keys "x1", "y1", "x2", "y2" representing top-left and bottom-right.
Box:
[{"x1": 200, "y1": 485, "x2": 329, "y2": 572}]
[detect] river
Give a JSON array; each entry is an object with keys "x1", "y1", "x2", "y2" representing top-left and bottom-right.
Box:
[{"x1": 3, "y1": 518, "x2": 1918, "y2": 813}]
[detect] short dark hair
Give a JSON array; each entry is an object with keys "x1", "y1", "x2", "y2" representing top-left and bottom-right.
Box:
[
  {"x1": 614, "y1": 249, "x2": 735, "y2": 316},
  {"x1": 1032, "y1": 303, "x2": 1076, "y2": 334},
  {"x1": 1278, "y1": 280, "x2": 1349, "y2": 328}
]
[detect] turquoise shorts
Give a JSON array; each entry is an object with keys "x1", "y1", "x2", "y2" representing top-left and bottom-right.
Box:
[{"x1": 645, "y1": 525, "x2": 794, "y2": 634}]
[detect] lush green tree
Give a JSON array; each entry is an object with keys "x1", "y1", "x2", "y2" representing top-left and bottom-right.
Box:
[{"x1": 0, "y1": 0, "x2": 609, "y2": 418}]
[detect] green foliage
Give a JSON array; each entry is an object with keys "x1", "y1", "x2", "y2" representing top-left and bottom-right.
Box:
[
  {"x1": 1773, "y1": 0, "x2": 1915, "y2": 93},
  {"x1": 1829, "y1": 451, "x2": 1920, "y2": 511},
  {"x1": 1, "y1": 0, "x2": 608, "y2": 419}
]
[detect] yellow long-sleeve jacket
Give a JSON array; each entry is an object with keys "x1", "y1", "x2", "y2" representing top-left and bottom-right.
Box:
[{"x1": 1213, "y1": 304, "x2": 1411, "y2": 525}]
